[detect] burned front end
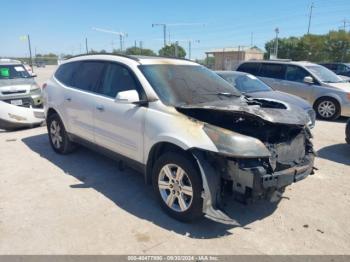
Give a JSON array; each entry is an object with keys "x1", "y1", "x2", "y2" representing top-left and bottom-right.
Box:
[{"x1": 177, "y1": 100, "x2": 316, "y2": 224}]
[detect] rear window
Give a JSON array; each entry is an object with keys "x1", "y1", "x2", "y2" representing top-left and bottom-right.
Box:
[
  {"x1": 260, "y1": 63, "x2": 286, "y2": 79},
  {"x1": 0, "y1": 65, "x2": 31, "y2": 79},
  {"x1": 71, "y1": 61, "x2": 105, "y2": 91},
  {"x1": 54, "y1": 62, "x2": 80, "y2": 86},
  {"x1": 237, "y1": 63, "x2": 260, "y2": 75}
]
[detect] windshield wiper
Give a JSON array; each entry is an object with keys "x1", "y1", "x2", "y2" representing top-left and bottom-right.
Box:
[{"x1": 214, "y1": 92, "x2": 241, "y2": 97}]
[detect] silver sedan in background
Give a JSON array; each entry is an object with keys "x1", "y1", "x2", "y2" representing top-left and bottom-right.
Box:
[{"x1": 216, "y1": 70, "x2": 316, "y2": 128}]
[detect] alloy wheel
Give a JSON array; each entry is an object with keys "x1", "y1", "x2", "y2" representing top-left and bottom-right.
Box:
[
  {"x1": 50, "y1": 120, "x2": 63, "y2": 149},
  {"x1": 158, "y1": 164, "x2": 193, "y2": 212},
  {"x1": 318, "y1": 100, "x2": 336, "y2": 118}
]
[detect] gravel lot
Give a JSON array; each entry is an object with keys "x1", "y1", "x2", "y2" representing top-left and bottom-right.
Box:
[{"x1": 0, "y1": 66, "x2": 349, "y2": 255}]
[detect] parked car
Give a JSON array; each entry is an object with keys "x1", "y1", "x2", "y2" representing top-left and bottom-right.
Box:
[
  {"x1": 237, "y1": 61, "x2": 350, "y2": 120},
  {"x1": 0, "y1": 59, "x2": 44, "y2": 130},
  {"x1": 35, "y1": 61, "x2": 46, "y2": 68},
  {"x1": 43, "y1": 54, "x2": 315, "y2": 225},
  {"x1": 216, "y1": 70, "x2": 316, "y2": 128},
  {"x1": 346, "y1": 120, "x2": 350, "y2": 144},
  {"x1": 320, "y1": 63, "x2": 350, "y2": 77}
]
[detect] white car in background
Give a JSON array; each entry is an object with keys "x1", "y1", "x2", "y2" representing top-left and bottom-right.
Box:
[{"x1": 0, "y1": 59, "x2": 44, "y2": 130}]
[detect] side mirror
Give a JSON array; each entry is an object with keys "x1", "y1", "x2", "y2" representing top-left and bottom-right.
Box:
[
  {"x1": 115, "y1": 90, "x2": 140, "y2": 104},
  {"x1": 303, "y1": 76, "x2": 314, "y2": 84}
]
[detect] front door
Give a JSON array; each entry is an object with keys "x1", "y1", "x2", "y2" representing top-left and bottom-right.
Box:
[{"x1": 93, "y1": 62, "x2": 146, "y2": 163}]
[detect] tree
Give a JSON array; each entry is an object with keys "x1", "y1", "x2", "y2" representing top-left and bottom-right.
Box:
[
  {"x1": 125, "y1": 47, "x2": 156, "y2": 56},
  {"x1": 264, "y1": 30, "x2": 350, "y2": 62},
  {"x1": 158, "y1": 44, "x2": 186, "y2": 58}
]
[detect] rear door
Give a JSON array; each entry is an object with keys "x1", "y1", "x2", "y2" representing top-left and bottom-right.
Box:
[
  {"x1": 93, "y1": 62, "x2": 146, "y2": 163},
  {"x1": 63, "y1": 61, "x2": 105, "y2": 142}
]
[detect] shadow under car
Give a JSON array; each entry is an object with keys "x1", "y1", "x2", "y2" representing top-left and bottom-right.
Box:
[{"x1": 21, "y1": 133, "x2": 279, "y2": 239}]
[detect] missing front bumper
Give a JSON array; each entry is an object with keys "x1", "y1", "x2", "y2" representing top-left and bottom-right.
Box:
[{"x1": 192, "y1": 149, "x2": 315, "y2": 225}]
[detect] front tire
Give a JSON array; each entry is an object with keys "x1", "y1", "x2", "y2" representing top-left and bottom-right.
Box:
[
  {"x1": 47, "y1": 113, "x2": 76, "y2": 154},
  {"x1": 314, "y1": 98, "x2": 340, "y2": 120},
  {"x1": 152, "y1": 152, "x2": 203, "y2": 222}
]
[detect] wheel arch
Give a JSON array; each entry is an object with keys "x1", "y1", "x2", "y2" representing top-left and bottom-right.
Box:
[
  {"x1": 46, "y1": 107, "x2": 69, "y2": 131},
  {"x1": 145, "y1": 141, "x2": 199, "y2": 184}
]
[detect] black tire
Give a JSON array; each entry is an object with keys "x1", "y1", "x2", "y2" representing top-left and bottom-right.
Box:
[
  {"x1": 346, "y1": 121, "x2": 350, "y2": 144},
  {"x1": 46, "y1": 113, "x2": 76, "y2": 154},
  {"x1": 152, "y1": 151, "x2": 203, "y2": 222},
  {"x1": 314, "y1": 97, "x2": 340, "y2": 120}
]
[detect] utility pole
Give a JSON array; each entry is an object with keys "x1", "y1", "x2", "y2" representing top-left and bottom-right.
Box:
[
  {"x1": 187, "y1": 40, "x2": 200, "y2": 60},
  {"x1": 139, "y1": 41, "x2": 143, "y2": 55},
  {"x1": 274, "y1": 28, "x2": 279, "y2": 58},
  {"x1": 27, "y1": 34, "x2": 33, "y2": 71},
  {"x1": 152, "y1": 24, "x2": 167, "y2": 47},
  {"x1": 152, "y1": 23, "x2": 205, "y2": 48},
  {"x1": 307, "y1": 2, "x2": 314, "y2": 34},
  {"x1": 85, "y1": 38, "x2": 88, "y2": 54},
  {"x1": 175, "y1": 41, "x2": 179, "y2": 57}
]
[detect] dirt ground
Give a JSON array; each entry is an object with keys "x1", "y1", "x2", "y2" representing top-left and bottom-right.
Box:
[{"x1": 0, "y1": 66, "x2": 349, "y2": 254}]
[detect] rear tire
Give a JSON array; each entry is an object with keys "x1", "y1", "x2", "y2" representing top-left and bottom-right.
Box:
[
  {"x1": 47, "y1": 113, "x2": 76, "y2": 154},
  {"x1": 152, "y1": 151, "x2": 203, "y2": 222},
  {"x1": 314, "y1": 97, "x2": 340, "y2": 120}
]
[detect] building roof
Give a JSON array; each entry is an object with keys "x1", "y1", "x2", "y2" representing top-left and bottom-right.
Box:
[{"x1": 205, "y1": 47, "x2": 264, "y2": 54}]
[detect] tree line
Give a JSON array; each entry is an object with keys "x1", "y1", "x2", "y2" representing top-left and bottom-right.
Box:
[{"x1": 265, "y1": 30, "x2": 350, "y2": 63}]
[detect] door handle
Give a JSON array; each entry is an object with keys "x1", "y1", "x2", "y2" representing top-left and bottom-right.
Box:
[
  {"x1": 96, "y1": 105, "x2": 104, "y2": 111},
  {"x1": 66, "y1": 97, "x2": 72, "y2": 102}
]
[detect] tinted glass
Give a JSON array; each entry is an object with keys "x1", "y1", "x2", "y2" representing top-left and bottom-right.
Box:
[
  {"x1": 99, "y1": 63, "x2": 139, "y2": 98},
  {"x1": 237, "y1": 63, "x2": 260, "y2": 75},
  {"x1": 219, "y1": 73, "x2": 271, "y2": 93},
  {"x1": 260, "y1": 63, "x2": 286, "y2": 79},
  {"x1": 54, "y1": 62, "x2": 80, "y2": 86},
  {"x1": 71, "y1": 61, "x2": 105, "y2": 91},
  {"x1": 285, "y1": 65, "x2": 311, "y2": 83},
  {"x1": 140, "y1": 65, "x2": 241, "y2": 106},
  {"x1": 0, "y1": 65, "x2": 31, "y2": 79},
  {"x1": 306, "y1": 65, "x2": 343, "y2": 83}
]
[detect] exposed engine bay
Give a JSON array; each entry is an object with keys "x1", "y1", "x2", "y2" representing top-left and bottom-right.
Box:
[{"x1": 176, "y1": 97, "x2": 316, "y2": 225}]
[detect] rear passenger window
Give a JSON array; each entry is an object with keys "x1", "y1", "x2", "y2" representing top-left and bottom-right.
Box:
[
  {"x1": 98, "y1": 63, "x2": 140, "y2": 98},
  {"x1": 260, "y1": 63, "x2": 286, "y2": 79},
  {"x1": 54, "y1": 62, "x2": 80, "y2": 86},
  {"x1": 237, "y1": 63, "x2": 260, "y2": 75},
  {"x1": 71, "y1": 61, "x2": 105, "y2": 91},
  {"x1": 285, "y1": 65, "x2": 310, "y2": 83}
]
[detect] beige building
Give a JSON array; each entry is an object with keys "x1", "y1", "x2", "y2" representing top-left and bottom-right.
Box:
[{"x1": 205, "y1": 47, "x2": 264, "y2": 70}]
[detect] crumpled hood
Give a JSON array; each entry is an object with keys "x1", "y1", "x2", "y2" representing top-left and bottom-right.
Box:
[
  {"x1": 177, "y1": 97, "x2": 310, "y2": 126},
  {"x1": 247, "y1": 90, "x2": 312, "y2": 110},
  {"x1": 0, "y1": 78, "x2": 35, "y2": 88},
  {"x1": 325, "y1": 82, "x2": 350, "y2": 92}
]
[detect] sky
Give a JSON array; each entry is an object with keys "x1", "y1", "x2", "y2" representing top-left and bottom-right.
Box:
[{"x1": 1, "y1": 0, "x2": 350, "y2": 59}]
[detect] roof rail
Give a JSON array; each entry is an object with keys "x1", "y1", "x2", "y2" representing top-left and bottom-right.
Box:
[
  {"x1": 268, "y1": 58, "x2": 292, "y2": 62},
  {"x1": 64, "y1": 53, "x2": 140, "y2": 62}
]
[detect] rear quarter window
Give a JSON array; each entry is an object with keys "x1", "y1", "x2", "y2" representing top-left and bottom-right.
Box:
[
  {"x1": 54, "y1": 62, "x2": 80, "y2": 86},
  {"x1": 237, "y1": 63, "x2": 260, "y2": 75}
]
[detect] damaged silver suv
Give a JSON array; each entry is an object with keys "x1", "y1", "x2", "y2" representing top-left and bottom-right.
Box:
[{"x1": 43, "y1": 54, "x2": 315, "y2": 225}]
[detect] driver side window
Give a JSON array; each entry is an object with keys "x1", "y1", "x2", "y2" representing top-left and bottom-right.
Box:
[
  {"x1": 98, "y1": 63, "x2": 140, "y2": 98},
  {"x1": 285, "y1": 65, "x2": 311, "y2": 83}
]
